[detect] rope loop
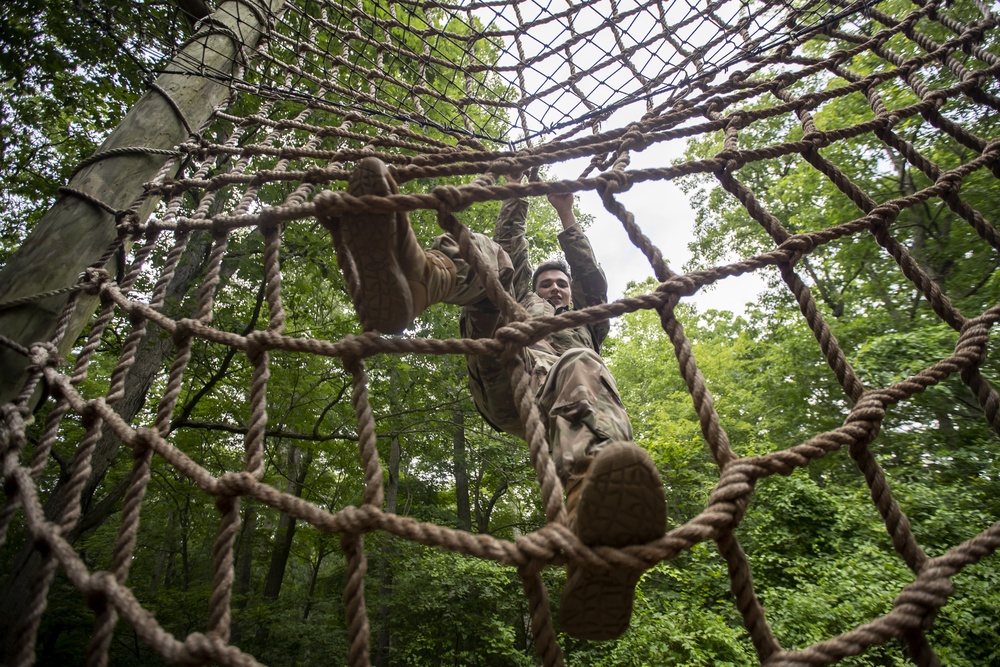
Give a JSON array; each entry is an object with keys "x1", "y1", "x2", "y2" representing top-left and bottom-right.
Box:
[
  {"x1": 431, "y1": 183, "x2": 468, "y2": 211},
  {"x1": 81, "y1": 268, "x2": 113, "y2": 295},
  {"x1": 595, "y1": 168, "x2": 629, "y2": 194},
  {"x1": 26, "y1": 342, "x2": 61, "y2": 371}
]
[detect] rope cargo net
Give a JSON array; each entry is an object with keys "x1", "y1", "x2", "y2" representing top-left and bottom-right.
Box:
[{"x1": 1, "y1": 0, "x2": 999, "y2": 664}]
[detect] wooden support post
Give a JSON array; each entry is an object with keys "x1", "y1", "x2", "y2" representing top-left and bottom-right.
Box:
[{"x1": 0, "y1": 0, "x2": 285, "y2": 404}]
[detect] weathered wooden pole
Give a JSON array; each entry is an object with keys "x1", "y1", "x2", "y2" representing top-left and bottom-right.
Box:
[{"x1": 0, "y1": 0, "x2": 285, "y2": 404}]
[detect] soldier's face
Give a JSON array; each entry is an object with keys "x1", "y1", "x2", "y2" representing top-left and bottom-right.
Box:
[{"x1": 535, "y1": 270, "x2": 571, "y2": 309}]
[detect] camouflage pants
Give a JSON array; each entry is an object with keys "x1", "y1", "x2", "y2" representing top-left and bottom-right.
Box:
[{"x1": 431, "y1": 202, "x2": 633, "y2": 482}]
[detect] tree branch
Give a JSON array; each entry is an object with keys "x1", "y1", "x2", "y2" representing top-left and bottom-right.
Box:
[{"x1": 172, "y1": 419, "x2": 360, "y2": 442}]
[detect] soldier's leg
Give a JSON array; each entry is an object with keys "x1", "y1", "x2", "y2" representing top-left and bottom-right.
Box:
[
  {"x1": 432, "y1": 231, "x2": 552, "y2": 439},
  {"x1": 537, "y1": 348, "x2": 666, "y2": 641},
  {"x1": 318, "y1": 157, "x2": 457, "y2": 334},
  {"x1": 492, "y1": 196, "x2": 532, "y2": 302},
  {"x1": 536, "y1": 347, "x2": 633, "y2": 480}
]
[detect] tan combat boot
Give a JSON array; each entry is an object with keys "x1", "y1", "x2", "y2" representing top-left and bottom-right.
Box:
[
  {"x1": 320, "y1": 157, "x2": 457, "y2": 334},
  {"x1": 561, "y1": 441, "x2": 666, "y2": 641}
]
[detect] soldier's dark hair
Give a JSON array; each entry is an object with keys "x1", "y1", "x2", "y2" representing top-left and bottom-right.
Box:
[{"x1": 532, "y1": 257, "x2": 572, "y2": 291}]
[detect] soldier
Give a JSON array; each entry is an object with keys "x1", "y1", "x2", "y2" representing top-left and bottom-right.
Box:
[{"x1": 320, "y1": 157, "x2": 665, "y2": 641}]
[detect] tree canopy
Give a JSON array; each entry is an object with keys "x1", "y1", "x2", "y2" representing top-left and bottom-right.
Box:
[{"x1": 1, "y1": 0, "x2": 998, "y2": 665}]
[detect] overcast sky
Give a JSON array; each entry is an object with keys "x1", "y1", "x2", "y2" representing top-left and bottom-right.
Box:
[
  {"x1": 547, "y1": 124, "x2": 768, "y2": 316},
  {"x1": 486, "y1": 0, "x2": 772, "y2": 314}
]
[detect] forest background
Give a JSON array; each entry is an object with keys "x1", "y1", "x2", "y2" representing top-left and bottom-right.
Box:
[{"x1": 1, "y1": 0, "x2": 998, "y2": 665}]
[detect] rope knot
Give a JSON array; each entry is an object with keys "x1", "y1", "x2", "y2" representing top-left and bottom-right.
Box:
[
  {"x1": 713, "y1": 149, "x2": 740, "y2": 174},
  {"x1": 846, "y1": 391, "x2": 889, "y2": 426},
  {"x1": 957, "y1": 317, "x2": 992, "y2": 365},
  {"x1": 925, "y1": 89, "x2": 948, "y2": 108},
  {"x1": 595, "y1": 169, "x2": 629, "y2": 194},
  {"x1": 494, "y1": 322, "x2": 535, "y2": 350},
  {"x1": 829, "y1": 48, "x2": 852, "y2": 66},
  {"x1": 27, "y1": 342, "x2": 60, "y2": 370},
  {"x1": 727, "y1": 110, "x2": 749, "y2": 130},
  {"x1": 771, "y1": 72, "x2": 795, "y2": 90},
  {"x1": 172, "y1": 318, "x2": 198, "y2": 342},
  {"x1": 81, "y1": 268, "x2": 112, "y2": 295},
  {"x1": 180, "y1": 632, "x2": 217, "y2": 663},
  {"x1": 982, "y1": 137, "x2": 1000, "y2": 159},
  {"x1": 866, "y1": 203, "x2": 900, "y2": 234},
  {"x1": 934, "y1": 169, "x2": 963, "y2": 195},
  {"x1": 431, "y1": 183, "x2": 467, "y2": 211},
  {"x1": 802, "y1": 130, "x2": 824, "y2": 147},
  {"x1": 132, "y1": 427, "x2": 159, "y2": 455},
  {"x1": 215, "y1": 471, "x2": 253, "y2": 497},
  {"x1": 894, "y1": 569, "x2": 954, "y2": 622},
  {"x1": 115, "y1": 209, "x2": 143, "y2": 236},
  {"x1": 774, "y1": 235, "x2": 809, "y2": 265},
  {"x1": 620, "y1": 127, "x2": 646, "y2": 151},
  {"x1": 85, "y1": 571, "x2": 116, "y2": 609},
  {"x1": 246, "y1": 328, "x2": 281, "y2": 354},
  {"x1": 704, "y1": 98, "x2": 723, "y2": 115},
  {"x1": 653, "y1": 285, "x2": 680, "y2": 315}
]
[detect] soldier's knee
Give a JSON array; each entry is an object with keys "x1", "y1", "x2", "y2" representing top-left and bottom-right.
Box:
[{"x1": 552, "y1": 347, "x2": 603, "y2": 371}]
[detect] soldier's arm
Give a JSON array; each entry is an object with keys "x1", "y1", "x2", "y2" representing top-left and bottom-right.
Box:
[
  {"x1": 553, "y1": 198, "x2": 611, "y2": 349},
  {"x1": 493, "y1": 172, "x2": 532, "y2": 301},
  {"x1": 550, "y1": 193, "x2": 608, "y2": 310}
]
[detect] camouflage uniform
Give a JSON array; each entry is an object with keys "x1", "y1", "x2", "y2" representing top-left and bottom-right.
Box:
[{"x1": 432, "y1": 197, "x2": 633, "y2": 482}]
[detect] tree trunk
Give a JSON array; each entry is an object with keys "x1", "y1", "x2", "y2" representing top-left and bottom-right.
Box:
[
  {"x1": 181, "y1": 492, "x2": 191, "y2": 592},
  {"x1": 150, "y1": 506, "x2": 180, "y2": 597},
  {"x1": 453, "y1": 410, "x2": 471, "y2": 532},
  {"x1": 255, "y1": 445, "x2": 311, "y2": 644},
  {"x1": 228, "y1": 499, "x2": 259, "y2": 646},
  {"x1": 374, "y1": 437, "x2": 401, "y2": 667},
  {"x1": 0, "y1": 0, "x2": 286, "y2": 405},
  {"x1": 302, "y1": 553, "x2": 322, "y2": 622},
  {"x1": 475, "y1": 481, "x2": 508, "y2": 535},
  {"x1": 0, "y1": 229, "x2": 215, "y2": 649},
  {"x1": 235, "y1": 501, "x2": 259, "y2": 605}
]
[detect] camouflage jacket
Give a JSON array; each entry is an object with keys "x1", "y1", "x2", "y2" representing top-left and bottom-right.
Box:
[
  {"x1": 493, "y1": 197, "x2": 610, "y2": 356},
  {"x1": 528, "y1": 225, "x2": 609, "y2": 354}
]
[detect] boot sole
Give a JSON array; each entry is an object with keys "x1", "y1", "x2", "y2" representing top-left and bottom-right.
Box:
[
  {"x1": 561, "y1": 442, "x2": 665, "y2": 641},
  {"x1": 560, "y1": 567, "x2": 643, "y2": 641},
  {"x1": 340, "y1": 158, "x2": 413, "y2": 334}
]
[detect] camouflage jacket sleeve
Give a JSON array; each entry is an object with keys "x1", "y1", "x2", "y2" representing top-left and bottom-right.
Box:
[
  {"x1": 558, "y1": 225, "x2": 610, "y2": 348},
  {"x1": 492, "y1": 197, "x2": 532, "y2": 302}
]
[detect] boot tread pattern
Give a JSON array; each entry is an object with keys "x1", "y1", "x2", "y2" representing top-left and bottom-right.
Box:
[
  {"x1": 560, "y1": 442, "x2": 665, "y2": 641},
  {"x1": 340, "y1": 157, "x2": 413, "y2": 334}
]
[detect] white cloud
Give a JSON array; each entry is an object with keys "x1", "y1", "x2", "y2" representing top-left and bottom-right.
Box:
[{"x1": 549, "y1": 134, "x2": 767, "y2": 315}]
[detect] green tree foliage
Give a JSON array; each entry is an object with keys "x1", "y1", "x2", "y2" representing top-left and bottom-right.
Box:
[
  {"x1": 0, "y1": 0, "x2": 192, "y2": 263},
  {"x1": 2, "y1": 1, "x2": 546, "y2": 664},
  {"x1": 601, "y1": 3, "x2": 1000, "y2": 660},
  {"x1": 4, "y1": 0, "x2": 999, "y2": 664}
]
